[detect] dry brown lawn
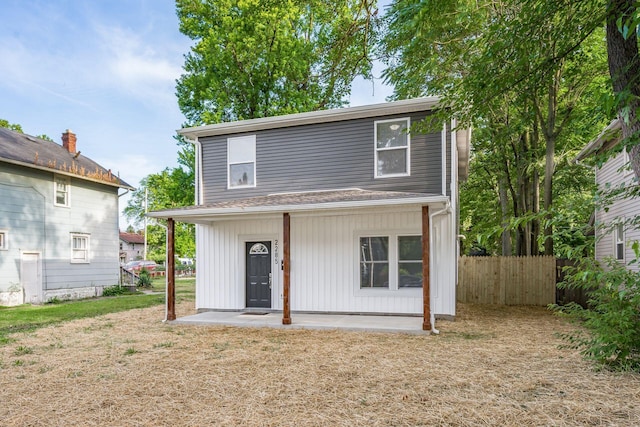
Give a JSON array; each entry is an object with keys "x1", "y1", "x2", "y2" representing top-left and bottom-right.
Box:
[{"x1": 1, "y1": 301, "x2": 639, "y2": 426}]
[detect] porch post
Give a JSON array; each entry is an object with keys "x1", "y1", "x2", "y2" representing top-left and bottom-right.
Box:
[
  {"x1": 282, "y1": 212, "x2": 291, "y2": 325},
  {"x1": 167, "y1": 217, "x2": 176, "y2": 321},
  {"x1": 422, "y1": 206, "x2": 431, "y2": 330}
]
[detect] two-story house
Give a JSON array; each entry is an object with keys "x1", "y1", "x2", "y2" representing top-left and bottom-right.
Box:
[
  {"x1": 0, "y1": 128, "x2": 133, "y2": 305},
  {"x1": 149, "y1": 98, "x2": 470, "y2": 330},
  {"x1": 119, "y1": 231, "x2": 145, "y2": 263},
  {"x1": 576, "y1": 119, "x2": 639, "y2": 270}
]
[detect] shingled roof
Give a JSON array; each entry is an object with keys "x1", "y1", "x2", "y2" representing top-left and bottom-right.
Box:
[
  {"x1": 119, "y1": 232, "x2": 145, "y2": 244},
  {"x1": 148, "y1": 188, "x2": 449, "y2": 223},
  {"x1": 0, "y1": 127, "x2": 133, "y2": 189}
]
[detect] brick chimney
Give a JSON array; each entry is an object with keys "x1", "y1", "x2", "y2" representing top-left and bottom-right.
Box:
[{"x1": 62, "y1": 129, "x2": 77, "y2": 154}]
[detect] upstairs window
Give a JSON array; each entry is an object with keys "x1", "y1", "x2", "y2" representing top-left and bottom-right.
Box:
[
  {"x1": 375, "y1": 118, "x2": 410, "y2": 178},
  {"x1": 54, "y1": 175, "x2": 70, "y2": 207},
  {"x1": 0, "y1": 230, "x2": 7, "y2": 250},
  {"x1": 71, "y1": 233, "x2": 90, "y2": 263},
  {"x1": 615, "y1": 223, "x2": 625, "y2": 261},
  {"x1": 228, "y1": 135, "x2": 256, "y2": 188}
]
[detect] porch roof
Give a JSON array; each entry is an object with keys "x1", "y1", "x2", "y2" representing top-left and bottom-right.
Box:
[{"x1": 148, "y1": 189, "x2": 448, "y2": 223}]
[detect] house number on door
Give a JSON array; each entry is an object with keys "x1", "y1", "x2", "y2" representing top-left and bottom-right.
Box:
[{"x1": 274, "y1": 239, "x2": 279, "y2": 266}]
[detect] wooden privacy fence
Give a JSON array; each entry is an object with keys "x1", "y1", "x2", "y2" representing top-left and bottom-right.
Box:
[{"x1": 458, "y1": 256, "x2": 557, "y2": 306}]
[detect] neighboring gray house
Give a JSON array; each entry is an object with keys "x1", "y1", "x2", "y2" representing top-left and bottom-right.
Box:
[
  {"x1": 0, "y1": 128, "x2": 133, "y2": 305},
  {"x1": 119, "y1": 231, "x2": 145, "y2": 263},
  {"x1": 576, "y1": 119, "x2": 639, "y2": 270},
  {"x1": 150, "y1": 98, "x2": 470, "y2": 330}
]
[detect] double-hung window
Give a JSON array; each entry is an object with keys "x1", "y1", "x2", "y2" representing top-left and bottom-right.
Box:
[
  {"x1": 615, "y1": 223, "x2": 625, "y2": 261},
  {"x1": 0, "y1": 230, "x2": 7, "y2": 250},
  {"x1": 359, "y1": 234, "x2": 423, "y2": 290},
  {"x1": 374, "y1": 118, "x2": 410, "y2": 178},
  {"x1": 54, "y1": 175, "x2": 70, "y2": 207},
  {"x1": 71, "y1": 233, "x2": 90, "y2": 263},
  {"x1": 228, "y1": 135, "x2": 256, "y2": 188},
  {"x1": 360, "y1": 237, "x2": 389, "y2": 288},
  {"x1": 398, "y1": 236, "x2": 423, "y2": 287}
]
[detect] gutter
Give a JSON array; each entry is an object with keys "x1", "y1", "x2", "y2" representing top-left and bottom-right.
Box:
[{"x1": 428, "y1": 201, "x2": 452, "y2": 334}]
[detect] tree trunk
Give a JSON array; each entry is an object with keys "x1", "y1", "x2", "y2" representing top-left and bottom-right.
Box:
[
  {"x1": 606, "y1": 0, "x2": 640, "y2": 179},
  {"x1": 499, "y1": 178, "x2": 512, "y2": 255}
]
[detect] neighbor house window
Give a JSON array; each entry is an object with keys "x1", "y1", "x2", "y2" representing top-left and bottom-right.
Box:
[
  {"x1": 398, "y1": 236, "x2": 423, "y2": 288},
  {"x1": 359, "y1": 235, "x2": 423, "y2": 290},
  {"x1": 228, "y1": 135, "x2": 256, "y2": 188},
  {"x1": 71, "y1": 233, "x2": 90, "y2": 263},
  {"x1": 360, "y1": 237, "x2": 389, "y2": 288},
  {"x1": 54, "y1": 175, "x2": 70, "y2": 206},
  {"x1": 374, "y1": 118, "x2": 410, "y2": 178},
  {"x1": 615, "y1": 223, "x2": 624, "y2": 261},
  {"x1": 0, "y1": 230, "x2": 7, "y2": 250}
]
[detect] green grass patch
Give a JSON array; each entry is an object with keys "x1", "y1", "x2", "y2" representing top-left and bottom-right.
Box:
[
  {"x1": 0, "y1": 293, "x2": 164, "y2": 345},
  {"x1": 0, "y1": 278, "x2": 195, "y2": 346}
]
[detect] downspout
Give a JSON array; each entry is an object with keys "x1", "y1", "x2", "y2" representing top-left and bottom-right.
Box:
[{"x1": 428, "y1": 201, "x2": 452, "y2": 334}]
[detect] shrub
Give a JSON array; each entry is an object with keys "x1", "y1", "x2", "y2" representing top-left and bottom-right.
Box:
[
  {"x1": 102, "y1": 285, "x2": 132, "y2": 297},
  {"x1": 554, "y1": 251, "x2": 640, "y2": 371},
  {"x1": 137, "y1": 269, "x2": 152, "y2": 288}
]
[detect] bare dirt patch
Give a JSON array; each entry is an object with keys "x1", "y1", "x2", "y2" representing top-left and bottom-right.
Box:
[{"x1": 1, "y1": 302, "x2": 639, "y2": 426}]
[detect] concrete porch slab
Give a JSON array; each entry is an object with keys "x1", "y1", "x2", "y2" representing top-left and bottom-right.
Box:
[{"x1": 170, "y1": 311, "x2": 429, "y2": 334}]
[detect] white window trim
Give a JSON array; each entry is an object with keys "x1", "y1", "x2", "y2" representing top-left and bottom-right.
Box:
[
  {"x1": 355, "y1": 231, "x2": 423, "y2": 295},
  {"x1": 54, "y1": 174, "x2": 70, "y2": 207},
  {"x1": 227, "y1": 135, "x2": 257, "y2": 189},
  {"x1": 374, "y1": 117, "x2": 411, "y2": 179},
  {"x1": 614, "y1": 222, "x2": 625, "y2": 262},
  {"x1": 70, "y1": 233, "x2": 90, "y2": 264},
  {"x1": 0, "y1": 229, "x2": 8, "y2": 250}
]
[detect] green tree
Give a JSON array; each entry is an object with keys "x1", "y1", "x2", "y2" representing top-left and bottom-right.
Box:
[
  {"x1": 175, "y1": 0, "x2": 379, "y2": 125},
  {"x1": 0, "y1": 119, "x2": 23, "y2": 133},
  {"x1": 129, "y1": 0, "x2": 380, "y2": 261},
  {"x1": 382, "y1": 0, "x2": 610, "y2": 255},
  {"x1": 124, "y1": 138, "x2": 196, "y2": 260}
]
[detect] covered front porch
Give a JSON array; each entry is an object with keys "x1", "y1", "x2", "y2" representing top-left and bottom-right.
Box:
[
  {"x1": 171, "y1": 310, "x2": 428, "y2": 334},
  {"x1": 149, "y1": 189, "x2": 454, "y2": 332}
]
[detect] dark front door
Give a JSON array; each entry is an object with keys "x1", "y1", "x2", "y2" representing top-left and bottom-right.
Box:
[{"x1": 246, "y1": 241, "x2": 272, "y2": 308}]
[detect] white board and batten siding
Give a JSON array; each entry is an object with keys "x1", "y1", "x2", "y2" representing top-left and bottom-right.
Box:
[
  {"x1": 595, "y1": 151, "x2": 640, "y2": 271},
  {"x1": 195, "y1": 205, "x2": 456, "y2": 316}
]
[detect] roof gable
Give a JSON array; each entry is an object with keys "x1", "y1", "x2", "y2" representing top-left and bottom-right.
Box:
[
  {"x1": 119, "y1": 232, "x2": 145, "y2": 244},
  {"x1": 0, "y1": 127, "x2": 133, "y2": 189},
  {"x1": 575, "y1": 119, "x2": 622, "y2": 161}
]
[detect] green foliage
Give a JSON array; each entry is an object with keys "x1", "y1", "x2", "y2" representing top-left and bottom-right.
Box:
[
  {"x1": 0, "y1": 294, "x2": 165, "y2": 346},
  {"x1": 383, "y1": 0, "x2": 610, "y2": 256},
  {"x1": 102, "y1": 285, "x2": 134, "y2": 297},
  {"x1": 137, "y1": 269, "x2": 152, "y2": 288},
  {"x1": 14, "y1": 346, "x2": 33, "y2": 356},
  {"x1": 555, "y1": 254, "x2": 640, "y2": 371},
  {"x1": 124, "y1": 143, "x2": 196, "y2": 259},
  {"x1": 0, "y1": 119, "x2": 23, "y2": 133},
  {"x1": 175, "y1": 0, "x2": 378, "y2": 124}
]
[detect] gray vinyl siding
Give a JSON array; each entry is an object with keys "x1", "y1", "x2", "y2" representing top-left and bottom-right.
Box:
[
  {"x1": 201, "y1": 112, "x2": 449, "y2": 203},
  {"x1": 0, "y1": 162, "x2": 120, "y2": 296}
]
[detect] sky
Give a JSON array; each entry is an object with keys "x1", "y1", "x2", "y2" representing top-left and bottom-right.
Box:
[{"x1": 0, "y1": 1, "x2": 393, "y2": 228}]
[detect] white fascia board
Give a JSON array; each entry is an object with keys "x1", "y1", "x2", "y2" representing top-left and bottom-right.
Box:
[
  {"x1": 178, "y1": 97, "x2": 441, "y2": 139},
  {"x1": 575, "y1": 119, "x2": 621, "y2": 162},
  {"x1": 147, "y1": 195, "x2": 450, "y2": 222}
]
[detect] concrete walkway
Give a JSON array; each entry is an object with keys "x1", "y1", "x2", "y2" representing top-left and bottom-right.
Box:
[{"x1": 171, "y1": 311, "x2": 429, "y2": 334}]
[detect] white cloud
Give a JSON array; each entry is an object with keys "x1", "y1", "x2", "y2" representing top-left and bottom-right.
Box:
[{"x1": 95, "y1": 25, "x2": 183, "y2": 105}]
